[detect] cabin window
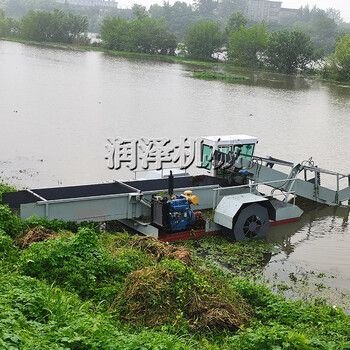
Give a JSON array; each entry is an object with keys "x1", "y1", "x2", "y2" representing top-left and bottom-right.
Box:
[
  {"x1": 217, "y1": 145, "x2": 233, "y2": 175},
  {"x1": 234, "y1": 144, "x2": 255, "y2": 159},
  {"x1": 218, "y1": 145, "x2": 232, "y2": 154},
  {"x1": 202, "y1": 144, "x2": 213, "y2": 170}
]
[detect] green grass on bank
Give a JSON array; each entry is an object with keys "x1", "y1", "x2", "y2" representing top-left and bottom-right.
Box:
[{"x1": 0, "y1": 183, "x2": 350, "y2": 349}]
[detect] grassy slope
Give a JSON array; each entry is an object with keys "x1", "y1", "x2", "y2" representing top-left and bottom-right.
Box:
[{"x1": 0, "y1": 182, "x2": 349, "y2": 349}]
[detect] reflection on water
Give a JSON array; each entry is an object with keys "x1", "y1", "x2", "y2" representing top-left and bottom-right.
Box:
[
  {"x1": 268, "y1": 199, "x2": 350, "y2": 265},
  {"x1": 0, "y1": 40, "x2": 350, "y2": 282},
  {"x1": 264, "y1": 199, "x2": 350, "y2": 313},
  {"x1": 230, "y1": 69, "x2": 314, "y2": 91},
  {"x1": 326, "y1": 82, "x2": 350, "y2": 100}
]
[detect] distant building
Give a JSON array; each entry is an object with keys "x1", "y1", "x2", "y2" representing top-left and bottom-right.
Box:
[
  {"x1": 279, "y1": 7, "x2": 298, "y2": 21},
  {"x1": 56, "y1": 0, "x2": 118, "y2": 8},
  {"x1": 247, "y1": 0, "x2": 282, "y2": 22},
  {"x1": 246, "y1": 0, "x2": 298, "y2": 22}
]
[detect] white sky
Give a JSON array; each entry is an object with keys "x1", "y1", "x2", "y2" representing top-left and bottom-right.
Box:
[{"x1": 117, "y1": 0, "x2": 350, "y2": 23}]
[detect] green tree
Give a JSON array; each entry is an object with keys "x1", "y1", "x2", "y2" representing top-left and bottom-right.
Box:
[
  {"x1": 128, "y1": 16, "x2": 177, "y2": 54},
  {"x1": 290, "y1": 6, "x2": 342, "y2": 54},
  {"x1": 194, "y1": 0, "x2": 217, "y2": 18},
  {"x1": 322, "y1": 34, "x2": 350, "y2": 82},
  {"x1": 277, "y1": 5, "x2": 347, "y2": 55},
  {"x1": 183, "y1": 21, "x2": 222, "y2": 61},
  {"x1": 20, "y1": 9, "x2": 52, "y2": 42},
  {"x1": 167, "y1": 1, "x2": 197, "y2": 38},
  {"x1": 19, "y1": 9, "x2": 88, "y2": 43},
  {"x1": 100, "y1": 15, "x2": 177, "y2": 55},
  {"x1": 228, "y1": 22, "x2": 269, "y2": 67},
  {"x1": 309, "y1": 8, "x2": 338, "y2": 54},
  {"x1": 264, "y1": 30, "x2": 318, "y2": 74},
  {"x1": 149, "y1": 1, "x2": 197, "y2": 39},
  {"x1": 2, "y1": 0, "x2": 27, "y2": 18},
  {"x1": 0, "y1": 14, "x2": 19, "y2": 37},
  {"x1": 0, "y1": 8, "x2": 7, "y2": 35},
  {"x1": 217, "y1": 0, "x2": 247, "y2": 21},
  {"x1": 148, "y1": 3, "x2": 164, "y2": 19},
  {"x1": 100, "y1": 16, "x2": 129, "y2": 50},
  {"x1": 325, "y1": 8, "x2": 342, "y2": 24},
  {"x1": 131, "y1": 4, "x2": 148, "y2": 20},
  {"x1": 225, "y1": 11, "x2": 248, "y2": 34}
]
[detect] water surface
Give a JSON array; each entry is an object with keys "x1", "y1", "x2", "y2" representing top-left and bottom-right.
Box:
[{"x1": 1, "y1": 40, "x2": 349, "y2": 291}]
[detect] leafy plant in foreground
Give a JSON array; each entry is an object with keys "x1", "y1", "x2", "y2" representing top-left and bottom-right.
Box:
[
  {"x1": 0, "y1": 205, "x2": 23, "y2": 237},
  {"x1": 0, "y1": 190, "x2": 349, "y2": 349},
  {"x1": 229, "y1": 278, "x2": 350, "y2": 348},
  {"x1": 19, "y1": 228, "x2": 155, "y2": 304},
  {"x1": 0, "y1": 183, "x2": 16, "y2": 201},
  {"x1": 0, "y1": 273, "x2": 195, "y2": 349},
  {"x1": 0, "y1": 229, "x2": 12, "y2": 258}
]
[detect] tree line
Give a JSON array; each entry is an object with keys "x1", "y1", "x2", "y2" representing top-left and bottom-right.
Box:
[
  {"x1": 1, "y1": 0, "x2": 350, "y2": 49},
  {"x1": 182, "y1": 16, "x2": 320, "y2": 74},
  {"x1": 0, "y1": 8, "x2": 88, "y2": 43},
  {"x1": 100, "y1": 5, "x2": 177, "y2": 55},
  {"x1": 0, "y1": 5, "x2": 350, "y2": 82}
]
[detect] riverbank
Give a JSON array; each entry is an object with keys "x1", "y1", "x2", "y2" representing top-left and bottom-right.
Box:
[
  {"x1": 0, "y1": 184, "x2": 349, "y2": 348},
  {"x1": 6, "y1": 36, "x2": 350, "y2": 87},
  {"x1": 5, "y1": 36, "x2": 350, "y2": 88},
  {"x1": 1, "y1": 37, "x2": 225, "y2": 66},
  {"x1": 0, "y1": 37, "x2": 321, "y2": 77}
]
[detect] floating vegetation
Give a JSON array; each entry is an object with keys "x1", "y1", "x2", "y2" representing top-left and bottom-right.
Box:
[
  {"x1": 193, "y1": 71, "x2": 249, "y2": 81},
  {"x1": 177, "y1": 235, "x2": 275, "y2": 276}
]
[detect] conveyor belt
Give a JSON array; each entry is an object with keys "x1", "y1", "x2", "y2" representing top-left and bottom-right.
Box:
[
  {"x1": 2, "y1": 175, "x2": 224, "y2": 210},
  {"x1": 124, "y1": 175, "x2": 224, "y2": 192}
]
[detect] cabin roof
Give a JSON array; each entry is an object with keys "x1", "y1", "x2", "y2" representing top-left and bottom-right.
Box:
[{"x1": 203, "y1": 135, "x2": 258, "y2": 145}]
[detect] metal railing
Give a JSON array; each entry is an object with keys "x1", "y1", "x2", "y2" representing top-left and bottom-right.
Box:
[{"x1": 212, "y1": 177, "x2": 298, "y2": 207}]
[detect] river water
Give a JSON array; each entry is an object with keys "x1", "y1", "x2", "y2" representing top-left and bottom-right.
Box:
[{"x1": 1, "y1": 40, "x2": 350, "y2": 306}]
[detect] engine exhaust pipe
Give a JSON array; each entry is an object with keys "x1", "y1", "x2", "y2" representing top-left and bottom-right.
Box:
[{"x1": 168, "y1": 170, "x2": 174, "y2": 197}]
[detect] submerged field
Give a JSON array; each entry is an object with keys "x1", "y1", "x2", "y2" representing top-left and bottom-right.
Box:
[{"x1": 0, "y1": 184, "x2": 350, "y2": 349}]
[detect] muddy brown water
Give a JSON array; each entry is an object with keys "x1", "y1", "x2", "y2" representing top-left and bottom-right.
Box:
[{"x1": 1, "y1": 40, "x2": 350, "y2": 306}]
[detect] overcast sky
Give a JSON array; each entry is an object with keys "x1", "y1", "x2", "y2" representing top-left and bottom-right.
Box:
[
  {"x1": 117, "y1": 0, "x2": 350, "y2": 22},
  {"x1": 282, "y1": 0, "x2": 349, "y2": 21}
]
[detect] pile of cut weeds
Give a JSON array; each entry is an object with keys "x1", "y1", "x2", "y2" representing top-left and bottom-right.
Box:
[
  {"x1": 130, "y1": 235, "x2": 193, "y2": 265},
  {"x1": 18, "y1": 226, "x2": 57, "y2": 248},
  {"x1": 114, "y1": 236, "x2": 253, "y2": 331}
]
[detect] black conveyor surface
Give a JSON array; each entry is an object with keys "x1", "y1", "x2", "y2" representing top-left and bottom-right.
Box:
[
  {"x1": 2, "y1": 182, "x2": 137, "y2": 210},
  {"x1": 2, "y1": 175, "x2": 223, "y2": 210},
  {"x1": 124, "y1": 175, "x2": 223, "y2": 191},
  {"x1": 2, "y1": 191, "x2": 39, "y2": 210},
  {"x1": 34, "y1": 182, "x2": 135, "y2": 200}
]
